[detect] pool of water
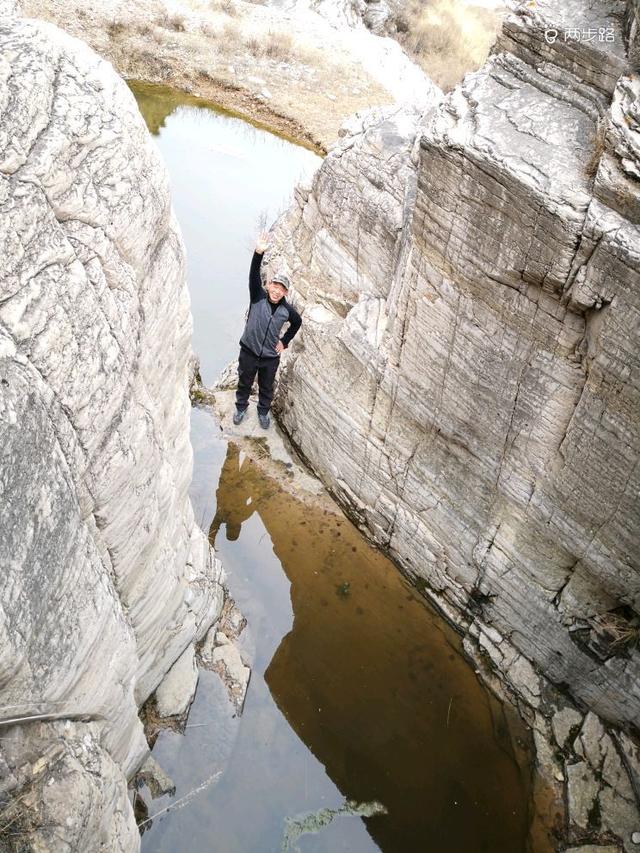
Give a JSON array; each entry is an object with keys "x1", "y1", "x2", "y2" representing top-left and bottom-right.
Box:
[
  {"x1": 130, "y1": 81, "x2": 536, "y2": 853},
  {"x1": 130, "y1": 81, "x2": 320, "y2": 384}
]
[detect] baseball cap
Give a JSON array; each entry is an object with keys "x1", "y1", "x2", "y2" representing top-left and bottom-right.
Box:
[{"x1": 271, "y1": 272, "x2": 290, "y2": 291}]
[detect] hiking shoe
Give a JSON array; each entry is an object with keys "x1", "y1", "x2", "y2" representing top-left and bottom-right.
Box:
[
  {"x1": 258, "y1": 412, "x2": 270, "y2": 429},
  {"x1": 233, "y1": 407, "x2": 246, "y2": 426}
]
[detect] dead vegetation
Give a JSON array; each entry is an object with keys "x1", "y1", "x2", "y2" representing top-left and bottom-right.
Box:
[
  {"x1": 264, "y1": 30, "x2": 294, "y2": 61},
  {"x1": 166, "y1": 12, "x2": 187, "y2": 31},
  {"x1": 208, "y1": 0, "x2": 240, "y2": 15},
  {"x1": 588, "y1": 608, "x2": 640, "y2": 654},
  {"x1": 396, "y1": 0, "x2": 503, "y2": 91},
  {"x1": 243, "y1": 29, "x2": 295, "y2": 61},
  {"x1": 107, "y1": 19, "x2": 127, "y2": 39}
]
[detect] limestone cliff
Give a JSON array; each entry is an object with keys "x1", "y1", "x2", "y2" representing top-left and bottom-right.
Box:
[
  {"x1": 272, "y1": 0, "x2": 640, "y2": 765},
  {"x1": 0, "y1": 4, "x2": 223, "y2": 847}
]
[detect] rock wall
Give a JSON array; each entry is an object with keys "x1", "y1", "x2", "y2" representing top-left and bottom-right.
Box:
[
  {"x1": 273, "y1": 0, "x2": 640, "y2": 734},
  {"x1": 0, "y1": 4, "x2": 223, "y2": 847},
  {"x1": 306, "y1": 0, "x2": 402, "y2": 34}
]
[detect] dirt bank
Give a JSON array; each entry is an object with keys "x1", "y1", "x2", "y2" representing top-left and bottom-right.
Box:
[{"x1": 22, "y1": 0, "x2": 438, "y2": 151}]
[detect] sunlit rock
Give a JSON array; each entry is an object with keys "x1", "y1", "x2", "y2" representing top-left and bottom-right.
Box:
[
  {"x1": 0, "y1": 7, "x2": 224, "y2": 846},
  {"x1": 274, "y1": 0, "x2": 640, "y2": 732}
]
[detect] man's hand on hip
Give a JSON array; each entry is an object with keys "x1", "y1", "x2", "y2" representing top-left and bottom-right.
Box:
[{"x1": 275, "y1": 341, "x2": 285, "y2": 354}]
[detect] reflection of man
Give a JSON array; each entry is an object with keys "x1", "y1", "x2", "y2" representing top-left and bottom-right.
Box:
[
  {"x1": 209, "y1": 444, "x2": 256, "y2": 543},
  {"x1": 233, "y1": 232, "x2": 302, "y2": 430}
]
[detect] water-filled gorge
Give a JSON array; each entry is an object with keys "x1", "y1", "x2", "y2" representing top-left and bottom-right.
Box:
[{"x1": 131, "y1": 81, "x2": 537, "y2": 853}]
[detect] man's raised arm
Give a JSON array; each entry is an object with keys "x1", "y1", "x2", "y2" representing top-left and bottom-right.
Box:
[{"x1": 249, "y1": 231, "x2": 269, "y2": 303}]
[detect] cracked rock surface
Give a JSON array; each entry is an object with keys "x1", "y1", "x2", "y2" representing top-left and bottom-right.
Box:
[
  {"x1": 272, "y1": 0, "x2": 640, "y2": 756},
  {"x1": 0, "y1": 3, "x2": 224, "y2": 847}
]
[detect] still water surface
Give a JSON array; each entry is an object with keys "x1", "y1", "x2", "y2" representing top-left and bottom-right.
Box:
[{"x1": 130, "y1": 81, "x2": 534, "y2": 853}]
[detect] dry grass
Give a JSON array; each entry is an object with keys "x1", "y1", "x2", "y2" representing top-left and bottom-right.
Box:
[
  {"x1": 216, "y1": 20, "x2": 241, "y2": 53},
  {"x1": 200, "y1": 20, "x2": 218, "y2": 39},
  {"x1": 589, "y1": 610, "x2": 640, "y2": 653},
  {"x1": 264, "y1": 29, "x2": 294, "y2": 62},
  {"x1": 244, "y1": 34, "x2": 263, "y2": 56},
  {"x1": 168, "y1": 12, "x2": 187, "y2": 31},
  {"x1": 243, "y1": 30, "x2": 295, "y2": 61},
  {"x1": 155, "y1": 11, "x2": 187, "y2": 32},
  {"x1": 398, "y1": 0, "x2": 503, "y2": 91},
  {"x1": 209, "y1": 0, "x2": 240, "y2": 15},
  {"x1": 137, "y1": 21, "x2": 154, "y2": 37},
  {"x1": 220, "y1": 0, "x2": 239, "y2": 15},
  {"x1": 107, "y1": 19, "x2": 127, "y2": 39}
]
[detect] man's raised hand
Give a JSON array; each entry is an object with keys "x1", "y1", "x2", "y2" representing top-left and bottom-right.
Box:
[{"x1": 256, "y1": 231, "x2": 270, "y2": 255}]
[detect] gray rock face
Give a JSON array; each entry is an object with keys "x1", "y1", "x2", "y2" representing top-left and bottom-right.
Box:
[
  {"x1": 1, "y1": 721, "x2": 140, "y2": 851},
  {"x1": 0, "y1": 7, "x2": 224, "y2": 845},
  {"x1": 155, "y1": 644, "x2": 200, "y2": 719},
  {"x1": 308, "y1": 0, "x2": 402, "y2": 34},
  {"x1": 273, "y1": 0, "x2": 640, "y2": 732}
]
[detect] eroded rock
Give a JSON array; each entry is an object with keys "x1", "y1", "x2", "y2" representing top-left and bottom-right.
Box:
[
  {"x1": 0, "y1": 8, "x2": 224, "y2": 845},
  {"x1": 200, "y1": 621, "x2": 251, "y2": 715},
  {"x1": 552, "y1": 707, "x2": 584, "y2": 750},
  {"x1": 155, "y1": 645, "x2": 200, "y2": 719},
  {"x1": 273, "y1": 0, "x2": 640, "y2": 734},
  {"x1": 273, "y1": 0, "x2": 640, "y2": 844},
  {"x1": 135, "y1": 755, "x2": 176, "y2": 799}
]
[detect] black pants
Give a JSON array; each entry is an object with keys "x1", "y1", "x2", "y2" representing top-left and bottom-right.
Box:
[{"x1": 235, "y1": 347, "x2": 280, "y2": 416}]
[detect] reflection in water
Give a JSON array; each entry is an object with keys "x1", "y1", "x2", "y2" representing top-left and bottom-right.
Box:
[
  {"x1": 203, "y1": 441, "x2": 533, "y2": 853},
  {"x1": 209, "y1": 443, "x2": 267, "y2": 543}
]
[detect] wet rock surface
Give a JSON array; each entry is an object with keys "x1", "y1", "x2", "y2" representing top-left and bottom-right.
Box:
[
  {"x1": 155, "y1": 645, "x2": 200, "y2": 719},
  {"x1": 198, "y1": 597, "x2": 251, "y2": 715},
  {"x1": 136, "y1": 755, "x2": 176, "y2": 799}
]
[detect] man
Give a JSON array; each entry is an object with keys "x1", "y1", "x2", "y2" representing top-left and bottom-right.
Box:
[{"x1": 234, "y1": 231, "x2": 302, "y2": 429}]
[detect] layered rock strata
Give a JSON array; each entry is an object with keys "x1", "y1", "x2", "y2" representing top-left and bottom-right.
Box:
[
  {"x1": 272, "y1": 0, "x2": 640, "y2": 843},
  {"x1": 0, "y1": 4, "x2": 223, "y2": 846}
]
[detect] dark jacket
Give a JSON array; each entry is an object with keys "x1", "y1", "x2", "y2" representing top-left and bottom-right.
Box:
[{"x1": 240, "y1": 252, "x2": 302, "y2": 359}]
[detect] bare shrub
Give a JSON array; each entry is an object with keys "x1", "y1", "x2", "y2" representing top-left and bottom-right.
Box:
[
  {"x1": 245, "y1": 35, "x2": 264, "y2": 57},
  {"x1": 264, "y1": 30, "x2": 294, "y2": 62},
  {"x1": 221, "y1": 0, "x2": 239, "y2": 15},
  {"x1": 155, "y1": 10, "x2": 187, "y2": 31},
  {"x1": 201, "y1": 21, "x2": 218, "y2": 39},
  {"x1": 398, "y1": 0, "x2": 502, "y2": 91},
  {"x1": 210, "y1": 20, "x2": 242, "y2": 55},
  {"x1": 107, "y1": 19, "x2": 127, "y2": 39},
  {"x1": 168, "y1": 13, "x2": 187, "y2": 32},
  {"x1": 223, "y1": 20, "x2": 240, "y2": 36},
  {"x1": 209, "y1": 0, "x2": 240, "y2": 14}
]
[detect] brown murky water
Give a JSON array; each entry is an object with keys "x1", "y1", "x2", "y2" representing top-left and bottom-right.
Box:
[{"x1": 132, "y1": 83, "x2": 537, "y2": 852}]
